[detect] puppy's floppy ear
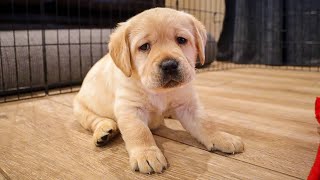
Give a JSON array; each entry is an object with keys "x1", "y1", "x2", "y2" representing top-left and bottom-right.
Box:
[
  {"x1": 109, "y1": 23, "x2": 132, "y2": 77},
  {"x1": 192, "y1": 17, "x2": 207, "y2": 65}
]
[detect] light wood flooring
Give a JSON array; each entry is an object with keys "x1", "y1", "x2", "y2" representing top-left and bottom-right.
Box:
[{"x1": 0, "y1": 68, "x2": 319, "y2": 179}]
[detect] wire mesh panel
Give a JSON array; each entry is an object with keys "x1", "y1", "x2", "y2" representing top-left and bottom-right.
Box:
[
  {"x1": 0, "y1": 0, "x2": 319, "y2": 103},
  {"x1": 0, "y1": 0, "x2": 165, "y2": 102}
]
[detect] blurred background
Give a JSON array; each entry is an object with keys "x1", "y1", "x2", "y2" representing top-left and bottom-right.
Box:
[{"x1": 0, "y1": 0, "x2": 319, "y2": 102}]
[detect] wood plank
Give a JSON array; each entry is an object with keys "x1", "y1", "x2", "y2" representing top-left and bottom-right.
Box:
[
  {"x1": 198, "y1": 89, "x2": 316, "y2": 127},
  {"x1": 196, "y1": 69, "x2": 320, "y2": 99},
  {"x1": 47, "y1": 92, "x2": 76, "y2": 107},
  {"x1": 197, "y1": 87, "x2": 316, "y2": 125},
  {"x1": 196, "y1": 75, "x2": 320, "y2": 95},
  {"x1": 230, "y1": 80, "x2": 319, "y2": 97},
  {"x1": 47, "y1": 98, "x2": 316, "y2": 178},
  {"x1": 154, "y1": 69, "x2": 320, "y2": 179},
  {"x1": 232, "y1": 68, "x2": 320, "y2": 81},
  {"x1": 153, "y1": 117, "x2": 317, "y2": 179},
  {"x1": 196, "y1": 85, "x2": 313, "y2": 110},
  {"x1": 44, "y1": 68, "x2": 319, "y2": 178},
  {"x1": 206, "y1": 69, "x2": 319, "y2": 89},
  {"x1": 198, "y1": 81, "x2": 316, "y2": 103},
  {"x1": 0, "y1": 98, "x2": 297, "y2": 180},
  {"x1": 1, "y1": 68, "x2": 317, "y2": 179}
]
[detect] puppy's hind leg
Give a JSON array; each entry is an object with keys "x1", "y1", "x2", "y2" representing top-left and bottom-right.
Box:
[{"x1": 73, "y1": 98, "x2": 119, "y2": 146}]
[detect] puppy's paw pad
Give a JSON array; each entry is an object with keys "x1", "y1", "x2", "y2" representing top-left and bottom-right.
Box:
[
  {"x1": 207, "y1": 131, "x2": 244, "y2": 154},
  {"x1": 93, "y1": 123, "x2": 118, "y2": 147},
  {"x1": 95, "y1": 133, "x2": 110, "y2": 146},
  {"x1": 130, "y1": 146, "x2": 167, "y2": 174},
  {"x1": 101, "y1": 131, "x2": 111, "y2": 140}
]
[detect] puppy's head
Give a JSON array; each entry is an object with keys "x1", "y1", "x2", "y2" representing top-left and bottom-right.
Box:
[{"x1": 109, "y1": 8, "x2": 207, "y2": 92}]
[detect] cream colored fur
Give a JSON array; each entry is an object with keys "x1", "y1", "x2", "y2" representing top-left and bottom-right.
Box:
[{"x1": 73, "y1": 8, "x2": 244, "y2": 174}]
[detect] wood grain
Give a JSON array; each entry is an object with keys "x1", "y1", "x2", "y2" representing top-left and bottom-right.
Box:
[
  {"x1": 155, "y1": 68, "x2": 320, "y2": 178},
  {"x1": 0, "y1": 97, "x2": 296, "y2": 180},
  {"x1": 0, "y1": 68, "x2": 319, "y2": 179}
]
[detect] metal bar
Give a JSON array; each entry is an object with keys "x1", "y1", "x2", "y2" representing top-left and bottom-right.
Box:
[
  {"x1": 40, "y1": 0, "x2": 48, "y2": 94},
  {"x1": 89, "y1": 0, "x2": 93, "y2": 67},
  {"x1": 68, "y1": 0, "x2": 73, "y2": 91},
  {"x1": 56, "y1": 0, "x2": 62, "y2": 93},
  {"x1": 193, "y1": 0, "x2": 196, "y2": 25},
  {"x1": 259, "y1": 0, "x2": 264, "y2": 68},
  {"x1": 26, "y1": 0, "x2": 33, "y2": 97},
  {"x1": 0, "y1": 37, "x2": 6, "y2": 102},
  {"x1": 317, "y1": 1, "x2": 320, "y2": 72},
  {"x1": 209, "y1": 0, "x2": 213, "y2": 69},
  {"x1": 308, "y1": 2, "x2": 312, "y2": 71},
  {"x1": 152, "y1": 0, "x2": 156, "y2": 8},
  {"x1": 300, "y1": 1, "x2": 304, "y2": 70},
  {"x1": 119, "y1": 1, "x2": 122, "y2": 24},
  {"x1": 109, "y1": 1, "x2": 113, "y2": 47},
  {"x1": 0, "y1": 42, "x2": 108, "y2": 48},
  {"x1": 78, "y1": 0, "x2": 83, "y2": 79},
  {"x1": 176, "y1": 0, "x2": 179, "y2": 10},
  {"x1": 99, "y1": 2, "x2": 103, "y2": 58},
  {"x1": 11, "y1": 0, "x2": 20, "y2": 99}
]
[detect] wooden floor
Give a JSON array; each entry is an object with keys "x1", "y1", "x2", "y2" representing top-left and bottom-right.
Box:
[{"x1": 0, "y1": 68, "x2": 319, "y2": 180}]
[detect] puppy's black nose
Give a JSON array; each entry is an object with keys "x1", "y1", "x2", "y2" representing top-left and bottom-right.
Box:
[{"x1": 160, "y1": 59, "x2": 179, "y2": 73}]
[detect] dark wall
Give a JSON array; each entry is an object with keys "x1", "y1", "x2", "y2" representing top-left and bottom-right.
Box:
[{"x1": 218, "y1": 0, "x2": 320, "y2": 66}]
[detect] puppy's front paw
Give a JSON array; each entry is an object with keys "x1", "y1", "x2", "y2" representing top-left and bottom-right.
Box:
[
  {"x1": 204, "y1": 131, "x2": 244, "y2": 154},
  {"x1": 93, "y1": 121, "x2": 118, "y2": 147},
  {"x1": 129, "y1": 146, "x2": 167, "y2": 174}
]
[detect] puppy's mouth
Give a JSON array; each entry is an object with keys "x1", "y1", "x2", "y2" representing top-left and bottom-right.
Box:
[
  {"x1": 161, "y1": 75, "x2": 183, "y2": 88},
  {"x1": 163, "y1": 79, "x2": 180, "y2": 88}
]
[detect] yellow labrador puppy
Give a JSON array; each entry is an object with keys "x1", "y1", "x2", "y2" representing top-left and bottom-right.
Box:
[{"x1": 74, "y1": 8, "x2": 244, "y2": 174}]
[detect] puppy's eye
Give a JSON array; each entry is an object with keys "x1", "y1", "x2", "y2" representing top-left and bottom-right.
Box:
[
  {"x1": 139, "y1": 43, "x2": 150, "y2": 51},
  {"x1": 176, "y1": 37, "x2": 187, "y2": 45}
]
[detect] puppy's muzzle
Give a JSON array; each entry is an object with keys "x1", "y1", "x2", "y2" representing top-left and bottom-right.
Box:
[
  {"x1": 159, "y1": 59, "x2": 182, "y2": 88},
  {"x1": 160, "y1": 59, "x2": 179, "y2": 75}
]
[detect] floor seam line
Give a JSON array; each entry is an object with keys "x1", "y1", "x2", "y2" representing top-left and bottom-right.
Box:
[
  {"x1": 153, "y1": 134, "x2": 303, "y2": 180},
  {"x1": 48, "y1": 98, "x2": 73, "y2": 108},
  {"x1": 0, "y1": 167, "x2": 11, "y2": 180}
]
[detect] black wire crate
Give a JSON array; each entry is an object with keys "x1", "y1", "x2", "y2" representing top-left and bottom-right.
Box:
[
  {"x1": 0, "y1": 0, "x2": 319, "y2": 103},
  {"x1": 0, "y1": 0, "x2": 167, "y2": 102}
]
